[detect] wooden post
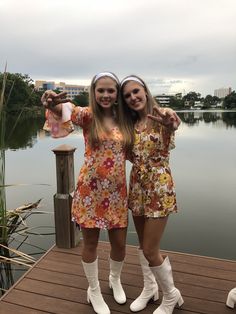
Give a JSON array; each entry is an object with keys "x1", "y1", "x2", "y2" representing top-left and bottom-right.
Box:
[{"x1": 52, "y1": 144, "x2": 80, "y2": 248}]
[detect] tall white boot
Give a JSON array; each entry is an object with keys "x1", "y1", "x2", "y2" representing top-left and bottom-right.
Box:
[
  {"x1": 82, "y1": 258, "x2": 110, "y2": 314},
  {"x1": 150, "y1": 256, "x2": 184, "y2": 314},
  {"x1": 109, "y1": 258, "x2": 126, "y2": 304},
  {"x1": 130, "y1": 249, "x2": 159, "y2": 312},
  {"x1": 226, "y1": 287, "x2": 236, "y2": 308}
]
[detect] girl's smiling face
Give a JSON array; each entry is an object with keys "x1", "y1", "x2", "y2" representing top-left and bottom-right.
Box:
[
  {"x1": 122, "y1": 81, "x2": 147, "y2": 113},
  {"x1": 95, "y1": 77, "x2": 118, "y2": 110}
]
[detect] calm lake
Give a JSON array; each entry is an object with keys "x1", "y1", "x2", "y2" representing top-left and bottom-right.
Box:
[{"x1": 4, "y1": 110, "x2": 236, "y2": 277}]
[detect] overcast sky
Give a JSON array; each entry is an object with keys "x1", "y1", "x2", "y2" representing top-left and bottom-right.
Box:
[{"x1": 1, "y1": 0, "x2": 235, "y2": 96}]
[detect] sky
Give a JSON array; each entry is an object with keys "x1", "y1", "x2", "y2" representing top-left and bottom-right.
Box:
[{"x1": 0, "y1": 0, "x2": 235, "y2": 96}]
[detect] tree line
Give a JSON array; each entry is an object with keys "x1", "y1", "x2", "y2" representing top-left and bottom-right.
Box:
[
  {"x1": 1, "y1": 72, "x2": 236, "y2": 112},
  {"x1": 0, "y1": 72, "x2": 43, "y2": 113},
  {"x1": 166, "y1": 91, "x2": 236, "y2": 109},
  {"x1": 0, "y1": 72, "x2": 89, "y2": 112}
]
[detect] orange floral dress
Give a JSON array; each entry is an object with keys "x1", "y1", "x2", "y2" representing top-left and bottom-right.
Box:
[
  {"x1": 71, "y1": 107, "x2": 128, "y2": 229},
  {"x1": 129, "y1": 123, "x2": 178, "y2": 218}
]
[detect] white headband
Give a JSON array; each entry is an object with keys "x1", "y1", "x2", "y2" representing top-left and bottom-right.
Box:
[
  {"x1": 94, "y1": 72, "x2": 119, "y2": 84},
  {"x1": 121, "y1": 76, "x2": 144, "y2": 87}
]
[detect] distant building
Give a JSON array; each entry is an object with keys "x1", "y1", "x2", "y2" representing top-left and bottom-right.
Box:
[
  {"x1": 35, "y1": 80, "x2": 89, "y2": 98},
  {"x1": 154, "y1": 93, "x2": 182, "y2": 106},
  {"x1": 192, "y1": 100, "x2": 203, "y2": 109},
  {"x1": 214, "y1": 87, "x2": 232, "y2": 99},
  {"x1": 175, "y1": 93, "x2": 182, "y2": 100}
]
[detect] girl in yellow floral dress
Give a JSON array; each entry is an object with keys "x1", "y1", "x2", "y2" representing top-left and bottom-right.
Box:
[
  {"x1": 42, "y1": 72, "x2": 133, "y2": 314},
  {"x1": 120, "y1": 75, "x2": 183, "y2": 314}
]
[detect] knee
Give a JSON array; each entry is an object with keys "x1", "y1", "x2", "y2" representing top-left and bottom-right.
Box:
[
  {"x1": 83, "y1": 240, "x2": 98, "y2": 253},
  {"x1": 142, "y1": 247, "x2": 155, "y2": 264}
]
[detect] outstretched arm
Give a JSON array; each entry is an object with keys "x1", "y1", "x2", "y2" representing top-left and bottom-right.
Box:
[
  {"x1": 41, "y1": 90, "x2": 75, "y2": 138},
  {"x1": 41, "y1": 90, "x2": 72, "y2": 115}
]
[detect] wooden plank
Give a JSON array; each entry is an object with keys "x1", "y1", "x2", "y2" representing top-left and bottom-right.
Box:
[
  {"x1": 2, "y1": 284, "x2": 232, "y2": 314},
  {"x1": 37, "y1": 250, "x2": 236, "y2": 287},
  {"x1": 0, "y1": 302, "x2": 47, "y2": 314},
  {"x1": 2, "y1": 289, "x2": 95, "y2": 314},
  {"x1": 47, "y1": 248, "x2": 236, "y2": 274},
  {"x1": 2, "y1": 289, "x2": 136, "y2": 314},
  {"x1": 52, "y1": 244, "x2": 236, "y2": 271},
  {"x1": 4, "y1": 279, "x2": 200, "y2": 314},
  {"x1": 27, "y1": 259, "x2": 234, "y2": 312},
  {"x1": 175, "y1": 296, "x2": 233, "y2": 314},
  {"x1": 0, "y1": 242, "x2": 235, "y2": 314},
  {"x1": 25, "y1": 267, "x2": 231, "y2": 304}
]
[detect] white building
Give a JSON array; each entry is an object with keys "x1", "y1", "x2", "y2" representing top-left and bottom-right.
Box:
[
  {"x1": 154, "y1": 93, "x2": 182, "y2": 106},
  {"x1": 35, "y1": 80, "x2": 89, "y2": 98},
  {"x1": 214, "y1": 87, "x2": 232, "y2": 99}
]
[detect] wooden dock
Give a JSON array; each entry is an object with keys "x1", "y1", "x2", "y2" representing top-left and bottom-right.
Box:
[{"x1": 0, "y1": 242, "x2": 235, "y2": 314}]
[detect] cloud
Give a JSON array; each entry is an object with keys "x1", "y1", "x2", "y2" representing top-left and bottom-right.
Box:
[{"x1": 1, "y1": 0, "x2": 235, "y2": 96}]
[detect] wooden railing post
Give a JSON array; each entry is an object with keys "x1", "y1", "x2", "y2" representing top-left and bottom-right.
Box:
[{"x1": 52, "y1": 144, "x2": 80, "y2": 248}]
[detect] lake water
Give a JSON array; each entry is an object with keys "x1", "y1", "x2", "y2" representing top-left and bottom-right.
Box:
[{"x1": 4, "y1": 110, "x2": 236, "y2": 272}]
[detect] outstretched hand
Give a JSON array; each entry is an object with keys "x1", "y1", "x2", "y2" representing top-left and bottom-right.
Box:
[
  {"x1": 41, "y1": 90, "x2": 71, "y2": 109},
  {"x1": 147, "y1": 106, "x2": 181, "y2": 131}
]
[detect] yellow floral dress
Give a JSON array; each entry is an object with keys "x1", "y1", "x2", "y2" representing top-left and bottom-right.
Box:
[
  {"x1": 71, "y1": 107, "x2": 128, "y2": 229},
  {"x1": 129, "y1": 123, "x2": 177, "y2": 218}
]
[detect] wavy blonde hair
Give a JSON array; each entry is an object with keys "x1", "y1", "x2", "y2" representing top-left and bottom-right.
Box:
[
  {"x1": 119, "y1": 75, "x2": 160, "y2": 147},
  {"x1": 88, "y1": 72, "x2": 133, "y2": 152}
]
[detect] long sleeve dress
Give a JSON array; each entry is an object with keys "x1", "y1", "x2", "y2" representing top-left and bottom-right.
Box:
[
  {"x1": 70, "y1": 107, "x2": 128, "y2": 229},
  {"x1": 44, "y1": 104, "x2": 128, "y2": 230}
]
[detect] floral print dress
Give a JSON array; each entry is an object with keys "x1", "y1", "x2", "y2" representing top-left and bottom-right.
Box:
[
  {"x1": 129, "y1": 122, "x2": 178, "y2": 218},
  {"x1": 71, "y1": 107, "x2": 128, "y2": 229}
]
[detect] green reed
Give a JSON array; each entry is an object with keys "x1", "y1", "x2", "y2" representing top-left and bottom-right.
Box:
[
  {"x1": 0, "y1": 65, "x2": 50, "y2": 294},
  {"x1": 0, "y1": 65, "x2": 7, "y2": 245}
]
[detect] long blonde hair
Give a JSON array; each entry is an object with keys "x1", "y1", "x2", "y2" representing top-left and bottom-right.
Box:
[
  {"x1": 88, "y1": 72, "x2": 133, "y2": 152},
  {"x1": 119, "y1": 75, "x2": 159, "y2": 147}
]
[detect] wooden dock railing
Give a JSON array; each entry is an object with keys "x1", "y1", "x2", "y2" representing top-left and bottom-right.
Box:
[{"x1": 52, "y1": 144, "x2": 80, "y2": 248}]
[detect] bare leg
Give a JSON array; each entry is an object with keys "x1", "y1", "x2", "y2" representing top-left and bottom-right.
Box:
[
  {"x1": 108, "y1": 227, "x2": 127, "y2": 261},
  {"x1": 142, "y1": 217, "x2": 168, "y2": 266},
  {"x1": 81, "y1": 228, "x2": 100, "y2": 263},
  {"x1": 132, "y1": 215, "x2": 145, "y2": 249}
]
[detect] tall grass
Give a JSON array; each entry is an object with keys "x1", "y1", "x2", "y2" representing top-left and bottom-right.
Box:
[
  {"x1": 0, "y1": 65, "x2": 49, "y2": 294},
  {"x1": 0, "y1": 65, "x2": 7, "y2": 245}
]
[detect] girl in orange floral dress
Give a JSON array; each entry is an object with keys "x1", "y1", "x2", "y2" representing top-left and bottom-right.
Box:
[
  {"x1": 120, "y1": 75, "x2": 183, "y2": 314},
  {"x1": 42, "y1": 72, "x2": 133, "y2": 314}
]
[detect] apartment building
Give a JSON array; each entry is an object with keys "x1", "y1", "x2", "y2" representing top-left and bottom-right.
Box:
[
  {"x1": 154, "y1": 93, "x2": 182, "y2": 106},
  {"x1": 214, "y1": 87, "x2": 232, "y2": 99},
  {"x1": 35, "y1": 80, "x2": 89, "y2": 98}
]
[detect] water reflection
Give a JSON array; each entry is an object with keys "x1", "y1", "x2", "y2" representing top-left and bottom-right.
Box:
[
  {"x1": 3, "y1": 110, "x2": 236, "y2": 262},
  {"x1": 3, "y1": 114, "x2": 45, "y2": 150},
  {"x1": 2, "y1": 110, "x2": 236, "y2": 151},
  {"x1": 178, "y1": 110, "x2": 236, "y2": 127}
]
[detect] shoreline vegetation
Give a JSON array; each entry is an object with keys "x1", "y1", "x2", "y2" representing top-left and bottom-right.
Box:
[
  {"x1": 0, "y1": 67, "x2": 51, "y2": 295},
  {"x1": 0, "y1": 71, "x2": 236, "y2": 113}
]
